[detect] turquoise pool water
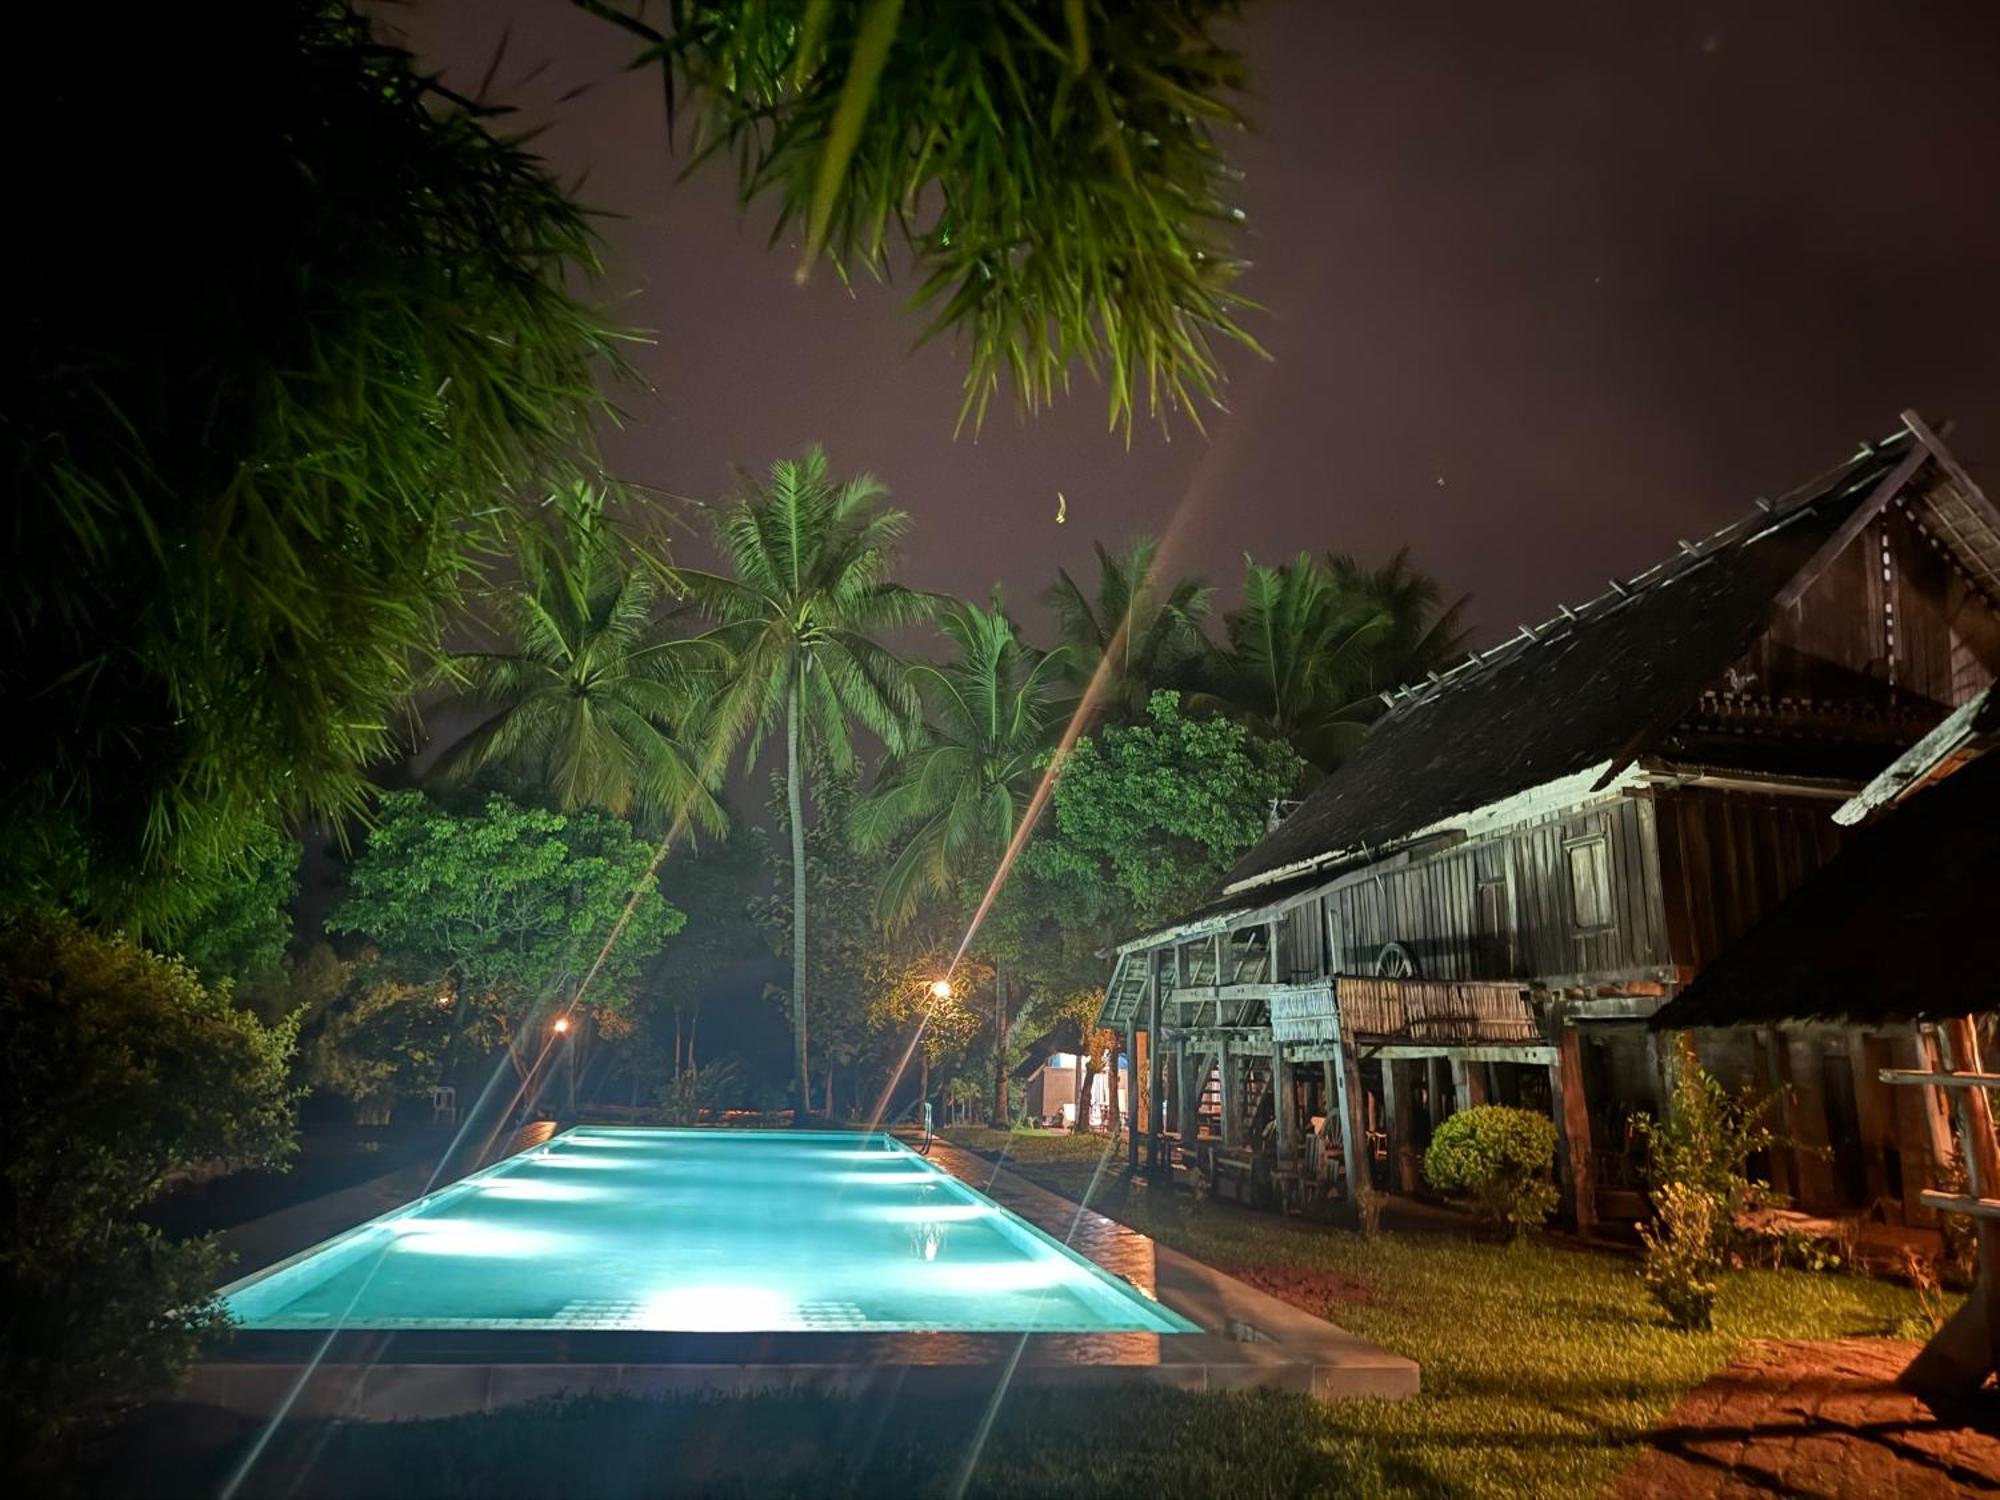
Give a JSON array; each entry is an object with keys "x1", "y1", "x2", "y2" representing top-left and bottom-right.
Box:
[{"x1": 221, "y1": 1128, "x2": 1195, "y2": 1335}]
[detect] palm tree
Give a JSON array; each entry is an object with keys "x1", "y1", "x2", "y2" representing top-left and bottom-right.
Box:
[
  {"x1": 852, "y1": 597, "x2": 1071, "y2": 1124},
  {"x1": 1325, "y1": 548, "x2": 1473, "y2": 703},
  {"x1": 1197, "y1": 550, "x2": 1472, "y2": 771},
  {"x1": 1043, "y1": 538, "x2": 1213, "y2": 721},
  {"x1": 851, "y1": 595, "x2": 1072, "y2": 930},
  {"x1": 679, "y1": 449, "x2": 938, "y2": 1112},
  {"x1": 428, "y1": 488, "x2": 726, "y2": 835}
]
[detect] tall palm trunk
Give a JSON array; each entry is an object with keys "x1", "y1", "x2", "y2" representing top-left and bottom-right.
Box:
[{"x1": 787, "y1": 665, "x2": 810, "y2": 1116}]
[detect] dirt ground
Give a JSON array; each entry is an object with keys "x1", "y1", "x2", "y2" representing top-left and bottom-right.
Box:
[{"x1": 1611, "y1": 1338, "x2": 2000, "y2": 1498}]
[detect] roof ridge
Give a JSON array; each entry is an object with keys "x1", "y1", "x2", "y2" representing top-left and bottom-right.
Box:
[{"x1": 1372, "y1": 427, "x2": 1917, "y2": 719}]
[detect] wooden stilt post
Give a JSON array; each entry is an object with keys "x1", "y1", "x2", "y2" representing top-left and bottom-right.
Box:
[
  {"x1": 1218, "y1": 1038, "x2": 1238, "y2": 1149},
  {"x1": 1551, "y1": 1026, "x2": 1598, "y2": 1238},
  {"x1": 1274, "y1": 1046, "x2": 1297, "y2": 1161},
  {"x1": 1146, "y1": 957, "x2": 1165, "y2": 1173},
  {"x1": 1175, "y1": 1047, "x2": 1196, "y2": 1138},
  {"x1": 1382, "y1": 1060, "x2": 1418, "y2": 1193},
  {"x1": 1428, "y1": 1055, "x2": 1452, "y2": 1125},
  {"x1": 1126, "y1": 1019, "x2": 1139, "y2": 1173},
  {"x1": 1451, "y1": 1053, "x2": 1488, "y2": 1110}
]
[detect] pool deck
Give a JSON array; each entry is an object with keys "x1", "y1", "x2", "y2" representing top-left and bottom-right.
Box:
[{"x1": 185, "y1": 1130, "x2": 1417, "y2": 1418}]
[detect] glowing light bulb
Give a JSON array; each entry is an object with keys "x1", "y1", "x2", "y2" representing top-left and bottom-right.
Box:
[
  {"x1": 929, "y1": 979, "x2": 953, "y2": 1000},
  {"x1": 552, "y1": 1016, "x2": 571, "y2": 1035}
]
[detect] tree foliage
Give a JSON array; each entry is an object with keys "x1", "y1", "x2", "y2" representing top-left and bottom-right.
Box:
[
  {"x1": 168, "y1": 819, "x2": 302, "y2": 991},
  {"x1": 328, "y1": 791, "x2": 683, "y2": 1028},
  {"x1": 1195, "y1": 549, "x2": 1470, "y2": 771},
  {"x1": 607, "y1": 0, "x2": 1260, "y2": 434},
  {"x1": 4, "y1": 2, "x2": 624, "y2": 935},
  {"x1": 431, "y1": 487, "x2": 725, "y2": 835},
  {"x1": 1043, "y1": 538, "x2": 1212, "y2": 721},
  {"x1": 1023, "y1": 690, "x2": 1301, "y2": 927},
  {"x1": 0, "y1": 919, "x2": 296, "y2": 1466},
  {"x1": 852, "y1": 593, "x2": 1070, "y2": 929}
]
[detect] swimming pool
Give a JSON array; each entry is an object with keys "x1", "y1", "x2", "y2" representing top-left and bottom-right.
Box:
[{"x1": 221, "y1": 1128, "x2": 1196, "y2": 1336}]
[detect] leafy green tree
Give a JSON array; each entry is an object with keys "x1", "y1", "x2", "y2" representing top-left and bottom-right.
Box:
[
  {"x1": 327, "y1": 791, "x2": 684, "y2": 1080},
  {"x1": 608, "y1": 0, "x2": 1260, "y2": 434},
  {"x1": 168, "y1": 819, "x2": 302, "y2": 991},
  {"x1": 431, "y1": 486, "x2": 725, "y2": 835},
  {"x1": 1021, "y1": 690, "x2": 1302, "y2": 929},
  {"x1": 1043, "y1": 538, "x2": 1213, "y2": 721},
  {"x1": 1196, "y1": 550, "x2": 1470, "y2": 771},
  {"x1": 0, "y1": 919, "x2": 295, "y2": 1470},
  {"x1": 852, "y1": 594, "x2": 1071, "y2": 929},
  {"x1": 683, "y1": 450, "x2": 938, "y2": 1108},
  {"x1": 4, "y1": 2, "x2": 622, "y2": 937}
]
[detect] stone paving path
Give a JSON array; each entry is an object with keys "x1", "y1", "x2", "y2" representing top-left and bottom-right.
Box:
[{"x1": 1611, "y1": 1338, "x2": 2000, "y2": 1499}]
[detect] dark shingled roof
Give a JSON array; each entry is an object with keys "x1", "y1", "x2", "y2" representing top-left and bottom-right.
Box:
[
  {"x1": 1648, "y1": 747, "x2": 2000, "y2": 1028},
  {"x1": 1222, "y1": 432, "x2": 1924, "y2": 892}
]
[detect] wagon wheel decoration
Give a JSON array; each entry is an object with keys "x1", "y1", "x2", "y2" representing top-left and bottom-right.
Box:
[{"x1": 1375, "y1": 942, "x2": 1418, "y2": 979}]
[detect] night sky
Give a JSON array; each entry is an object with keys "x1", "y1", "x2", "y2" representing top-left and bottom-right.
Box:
[{"x1": 388, "y1": 0, "x2": 2000, "y2": 645}]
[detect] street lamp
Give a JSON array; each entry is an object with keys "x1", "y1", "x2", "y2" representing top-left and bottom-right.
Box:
[{"x1": 552, "y1": 1015, "x2": 574, "y2": 1115}]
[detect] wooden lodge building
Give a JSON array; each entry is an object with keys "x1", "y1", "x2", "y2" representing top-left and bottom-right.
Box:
[{"x1": 1096, "y1": 413, "x2": 2000, "y2": 1233}]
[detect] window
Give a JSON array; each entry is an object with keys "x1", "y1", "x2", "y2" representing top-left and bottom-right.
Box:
[{"x1": 1566, "y1": 838, "x2": 1612, "y2": 930}]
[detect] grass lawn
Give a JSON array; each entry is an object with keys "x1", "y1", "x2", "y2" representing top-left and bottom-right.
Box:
[
  {"x1": 942, "y1": 1130, "x2": 1936, "y2": 1498},
  {"x1": 104, "y1": 1130, "x2": 1936, "y2": 1499}
]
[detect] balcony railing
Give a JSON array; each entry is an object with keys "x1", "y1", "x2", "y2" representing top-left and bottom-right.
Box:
[{"x1": 1338, "y1": 976, "x2": 1542, "y2": 1044}]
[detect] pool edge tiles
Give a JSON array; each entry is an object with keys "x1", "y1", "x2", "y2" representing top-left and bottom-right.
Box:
[{"x1": 219, "y1": 1127, "x2": 1196, "y2": 1337}]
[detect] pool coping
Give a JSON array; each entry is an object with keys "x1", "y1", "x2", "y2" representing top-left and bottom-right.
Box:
[{"x1": 186, "y1": 1129, "x2": 1418, "y2": 1417}]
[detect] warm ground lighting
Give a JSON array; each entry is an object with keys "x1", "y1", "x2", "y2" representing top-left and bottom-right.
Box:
[
  {"x1": 929, "y1": 979, "x2": 954, "y2": 1000},
  {"x1": 551, "y1": 1017, "x2": 571, "y2": 1036}
]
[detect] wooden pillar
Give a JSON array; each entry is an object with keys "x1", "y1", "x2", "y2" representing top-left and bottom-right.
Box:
[
  {"x1": 1146, "y1": 963, "x2": 1165, "y2": 1172},
  {"x1": 1451, "y1": 1054, "x2": 1488, "y2": 1111},
  {"x1": 1847, "y1": 1029, "x2": 1895, "y2": 1206},
  {"x1": 1753, "y1": 1027, "x2": 1796, "y2": 1199},
  {"x1": 1126, "y1": 1019, "x2": 1139, "y2": 1172},
  {"x1": 1175, "y1": 1047, "x2": 1196, "y2": 1137},
  {"x1": 1551, "y1": 1026, "x2": 1598, "y2": 1238},
  {"x1": 1428, "y1": 1056, "x2": 1452, "y2": 1125},
  {"x1": 1382, "y1": 1059, "x2": 1419, "y2": 1193},
  {"x1": 1784, "y1": 1031, "x2": 1837, "y2": 1211},
  {"x1": 1274, "y1": 1046, "x2": 1297, "y2": 1163},
  {"x1": 1218, "y1": 1038, "x2": 1238, "y2": 1149},
  {"x1": 1331, "y1": 1041, "x2": 1367, "y2": 1207}
]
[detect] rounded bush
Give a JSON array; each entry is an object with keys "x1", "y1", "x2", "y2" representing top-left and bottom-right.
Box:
[{"x1": 1422, "y1": 1104, "x2": 1560, "y2": 1237}]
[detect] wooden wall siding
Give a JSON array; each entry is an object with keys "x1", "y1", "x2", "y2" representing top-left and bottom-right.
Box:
[
  {"x1": 1656, "y1": 787, "x2": 1849, "y2": 973},
  {"x1": 1278, "y1": 901, "x2": 1324, "y2": 981},
  {"x1": 1323, "y1": 796, "x2": 1671, "y2": 986},
  {"x1": 1724, "y1": 509, "x2": 2000, "y2": 711}
]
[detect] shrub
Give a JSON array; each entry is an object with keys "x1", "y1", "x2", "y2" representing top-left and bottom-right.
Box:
[
  {"x1": 1640, "y1": 1181, "x2": 1722, "y2": 1331},
  {"x1": 1631, "y1": 1035, "x2": 1774, "y2": 1254},
  {"x1": 0, "y1": 919, "x2": 297, "y2": 1473},
  {"x1": 1422, "y1": 1105, "x2": 1560, "y2": 1238}
]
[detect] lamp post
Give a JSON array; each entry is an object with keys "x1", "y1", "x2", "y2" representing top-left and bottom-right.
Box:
[{"x1": 553, "y1": 1015, "x2": 574, "y2": 1117}]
